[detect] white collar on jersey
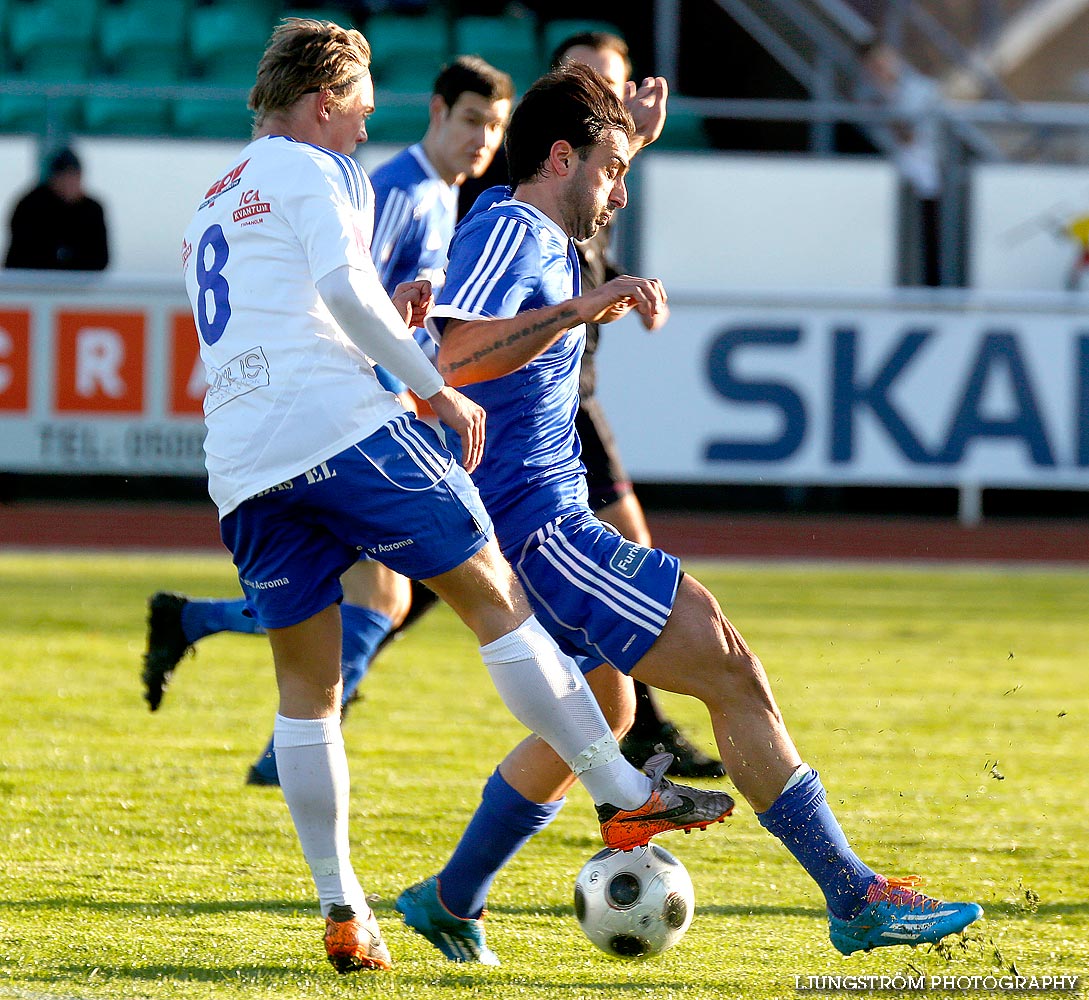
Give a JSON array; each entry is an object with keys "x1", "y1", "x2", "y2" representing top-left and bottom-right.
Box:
[
  {"x1": 408, "y1": 143, "x2": 457, "y2": 195},
  {"x1": 496, "y1": 196, "x2": 570, "y2": 245}
]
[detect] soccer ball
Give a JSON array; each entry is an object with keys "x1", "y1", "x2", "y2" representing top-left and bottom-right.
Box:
[{"x1": 573, "y1": 844, "x2": 695, "y2": 958}]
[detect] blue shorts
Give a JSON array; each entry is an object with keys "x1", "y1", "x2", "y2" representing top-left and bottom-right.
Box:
[
  {"x1": 505, "y1": 509, "x2": 681, "y2": 674},
  {"x1": 220, "y1": 413, "x2": 492, "y2": 630}
]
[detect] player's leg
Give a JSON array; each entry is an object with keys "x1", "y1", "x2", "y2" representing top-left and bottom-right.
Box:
[
  {"x1": 631, "y1": 573, "x2": 982, "y2": 953},
  {"x1": 246, "y1": 559, "x2": 411, "y2": 786},
  {"x1": 353, "y1": 414, "x2": 730, "y2": 837},
  {"x1": 141, "y1": 591, "x2": 260, "y2": 710},
  {"x1": 576, "y1": 398, "x2": 723, "y2": 779},
  {"x1": 596, "y1": 492, "x2": 724, "y2": 778},
  {"x1": 265, "y1": 606, "x2": 391, "y2": 973},
  {"x1": 420, "y1": 540, "x2": 659, "y2": 813},
  {"x1": 396, "y1": 663, "x2": 635, "y2": 964},
  {"x1": 219, "y1": 478, "x2": 392, "y2": 975}
]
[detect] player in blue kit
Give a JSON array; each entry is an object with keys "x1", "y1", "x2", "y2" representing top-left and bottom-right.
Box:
[
  {"x1": 177, "y1": 19, "x2": 732, "y2": 973},
  {"x1": 394, "y1": 63, "x2": 983, "y2": 964},
  {"x1": 142, "y1": 55, "x2": 513, "y2": 784}
]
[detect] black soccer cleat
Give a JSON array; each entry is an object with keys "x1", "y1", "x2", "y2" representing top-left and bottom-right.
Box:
[
  {"x1": 141, "y1": 591, "x2": 192, "y2": 711},
  {"x1": 621, "y1": 721, "x2": 726, "y2": 779}
]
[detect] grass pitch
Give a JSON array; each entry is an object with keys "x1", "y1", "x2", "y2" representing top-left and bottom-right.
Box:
[{"x1": 0, "y1": 552, "x2": 1084, "y2": 999}]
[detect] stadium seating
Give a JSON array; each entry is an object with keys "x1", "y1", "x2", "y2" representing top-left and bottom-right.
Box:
[
  {"x1": 6, "y1": 0, "x2": 98, "y2": 77},
  {"x1": 542, "y1": 18, "x2": 625, "y2": 63},
  {"x1": 82, "y1": 0, "x2": 189, "y2": 135},
  {"x1": 189, "y1": 3, "x2": 276, "y2": 83},
  {"x1": 366, "y1": 13, "x2": 448, "y2": 91},
  {"x1": 170, "y1": 3, "x2": 275, "y2": 139},
  {"x1": 171, "y1": 69, "x2": 256, "y2": 141},
  {"x1": 281, "y1": 7, "x2": 360, "y2": 29},
  {"x1": 364, "y1": 12, "x2": 447, "y2": 143},
  {"x1": 0, "y1": 0, "x2": 97, "y2": 133},
  {"x1": 453, "y1": 14, "x2": 540, "y2": 93}
]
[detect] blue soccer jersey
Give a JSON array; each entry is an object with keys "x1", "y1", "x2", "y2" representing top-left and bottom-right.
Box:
[
  {"x1": 370, "y1": 143, "x2": 457, "y2": 295},
  {"x1": 427, "y1": 188, "x2": 589, "y2": 546}
]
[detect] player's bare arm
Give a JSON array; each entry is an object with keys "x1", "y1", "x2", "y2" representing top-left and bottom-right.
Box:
[
  {"x1": 439, "y1": 276, "x2": 667, "y2": 386},
  {"x1": 437, "y1": 303, "x2": 581, "y2": 385},
  {"x1": 585, "y1": 274, "x2": 669, "y2": 330}
]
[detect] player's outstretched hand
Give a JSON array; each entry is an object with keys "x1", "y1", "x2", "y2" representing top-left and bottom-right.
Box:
[
  {"x1": 625, "y1": 76, "x2": 668, "y2": 152},
  {"x1": 582, "y1": 274, "x2": 668, "y2": 330},
  {"x1": 391, "y1": 279, "x2": 434, "y2": 328},
  {"x1": 428, "y1": 385, "x2": 486, "y2": 473}
]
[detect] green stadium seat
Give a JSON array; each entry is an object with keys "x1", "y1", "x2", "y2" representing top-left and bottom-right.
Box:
[
  {"x1": 365, "y1": 13, "x2": 448, "y2": 91},
  {"x1": 281, "y1": 7, "x2": 360, "y2": 30},
  {"x1": 0, "y1": 72, "x2": 85, "y2": 133},
  {"x1": 367, "y1": 97, "x2": 428, "y2": 145},
  {"x1": 453, "y1": 14, "x2": 540, "y2": 93},
  {"x1": 100, "y1": 0, "x2": 188, "y2": 79},
  {"x1": 189, "y1": 3, "x2": 275, "y2": 83},
  {"x1": 7, "y1": 0, "x2": 99, "y2": 77},
  {"x1": 542, "y1": 18, "x2": 625, "y2": 64},
  {"x1": 0, "y1": 0, "x2": 12, "y2": 72},
  {"x1": 81, "y1": 0, "x2": 189, "y2": 135},
  {"x1": 172, "y1": 61, "x2": 255, "y2": 140},
  {"x1": 363, "y1": 12, "x2": 446, "y2": 140}
]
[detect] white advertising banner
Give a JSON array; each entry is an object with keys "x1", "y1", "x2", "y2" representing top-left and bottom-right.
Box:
[
  {"x1": 0, "y1": 274, "x2": 206, "y2": 475},
  {"x1": 595, "y1": 290, "x2": 1089, "y2": 489},
  {"x1": 3, "y1": 278, "x2": 1088, "y2": 491}
]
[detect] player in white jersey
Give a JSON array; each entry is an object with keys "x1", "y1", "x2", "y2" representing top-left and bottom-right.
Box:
[
  {"x1": 143, "y1": 56, "x2": 514, "y2": 788},
  {"x1": 180, "y1": 19, "x2": 733, "y2": 975},
  {"x1": 395, "y1": 63, "x2": 982, "y2": 964}
]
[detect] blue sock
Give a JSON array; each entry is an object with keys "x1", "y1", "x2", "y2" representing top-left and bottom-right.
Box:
[
  {"x1": 757, "y1": 768, "x2": 877, "y2": 920},
  {"x1": 339, "y1": 604, "x2": 393, "y2": 706},
  {"x1": 180, "y1": 599, "x2": 261, "y2": 643},
  {"x1": 438, "y1": 769, "x2": 564, "y2": 919},
  {"x1": 250, "y1": 736, "x2": 278, "y2": 784}
]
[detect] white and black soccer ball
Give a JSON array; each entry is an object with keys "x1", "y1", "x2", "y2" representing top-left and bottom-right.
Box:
[{"x1": 573, "y1": 844, "x2": 695, "y2": 958}]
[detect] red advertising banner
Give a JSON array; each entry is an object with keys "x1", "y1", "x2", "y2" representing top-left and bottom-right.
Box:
[
  {"x1": 54, "y1": 310, "x2": 145, "y2": 414},
  {"x1": 0, "y1": 309, "x2": 30, "y2": 412}
]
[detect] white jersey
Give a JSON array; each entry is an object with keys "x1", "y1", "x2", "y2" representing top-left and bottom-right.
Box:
[{"x1": 182, "y1": 135, "x2": 403, "y2": 517}]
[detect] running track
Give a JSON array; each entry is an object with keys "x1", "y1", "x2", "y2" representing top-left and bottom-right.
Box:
[{"x1": 1, "y1": 501, "x2": 1087, "y2": 563}]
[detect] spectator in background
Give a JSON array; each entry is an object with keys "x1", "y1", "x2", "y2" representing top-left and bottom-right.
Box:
[
  {"x1": 4, "y1": 147, "x2": 109, "y2": 271},
  {"x1": 858, "y1": 41, "x2": 944, "y2": 286}
]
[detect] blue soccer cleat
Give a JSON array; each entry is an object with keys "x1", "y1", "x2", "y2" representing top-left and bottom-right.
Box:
[
  {"x1": 395, "y1": 875, "x2": 500, "y2": 965},
  {"x1": 829, "y1": 875, "x2": 983, "y2": 956}
]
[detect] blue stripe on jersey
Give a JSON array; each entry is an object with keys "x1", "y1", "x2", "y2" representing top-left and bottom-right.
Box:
[
  {"x1": 373, "y1": 189, "x2": 412, "y2": 290},
  {"x1": 295, "y1": 140, "x2": 363, "y2": 210}
]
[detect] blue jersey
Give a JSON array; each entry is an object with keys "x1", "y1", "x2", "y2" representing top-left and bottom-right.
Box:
[
  {"x1": 370, "y1": 143, "x2": 457, "y2": 295},
  {"x1": 428, "y1": 187, "x2": 588, "y2": 547}
]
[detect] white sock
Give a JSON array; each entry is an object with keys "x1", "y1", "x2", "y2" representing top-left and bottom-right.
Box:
[
  {"x1": 479, "y1": 617, "x2": 652, "y2": 809},
  {"x1": 781, "y1": 762, "x2": 812, "y2": 796},
  {"x1": 274, "y1": 713, "x2": 365, "y2": 917}
]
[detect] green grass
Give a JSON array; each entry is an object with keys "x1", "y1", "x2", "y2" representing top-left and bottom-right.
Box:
[{"x1": 0, "y1": 553, "x2": 1084, "y2": 999}]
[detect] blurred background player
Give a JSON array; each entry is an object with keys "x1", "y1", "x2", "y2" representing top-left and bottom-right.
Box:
[
  {"x1": 4, "y1": 146, "x2": 109, "y2": 271},
  {"x1": 142, "y1": 55, "x2": 513, "y2": 787}
]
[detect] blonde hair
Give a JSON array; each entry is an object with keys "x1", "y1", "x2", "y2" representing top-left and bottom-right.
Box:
[{"x1": 249, "y1": 18, "x2": 371, "y2": 129}]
